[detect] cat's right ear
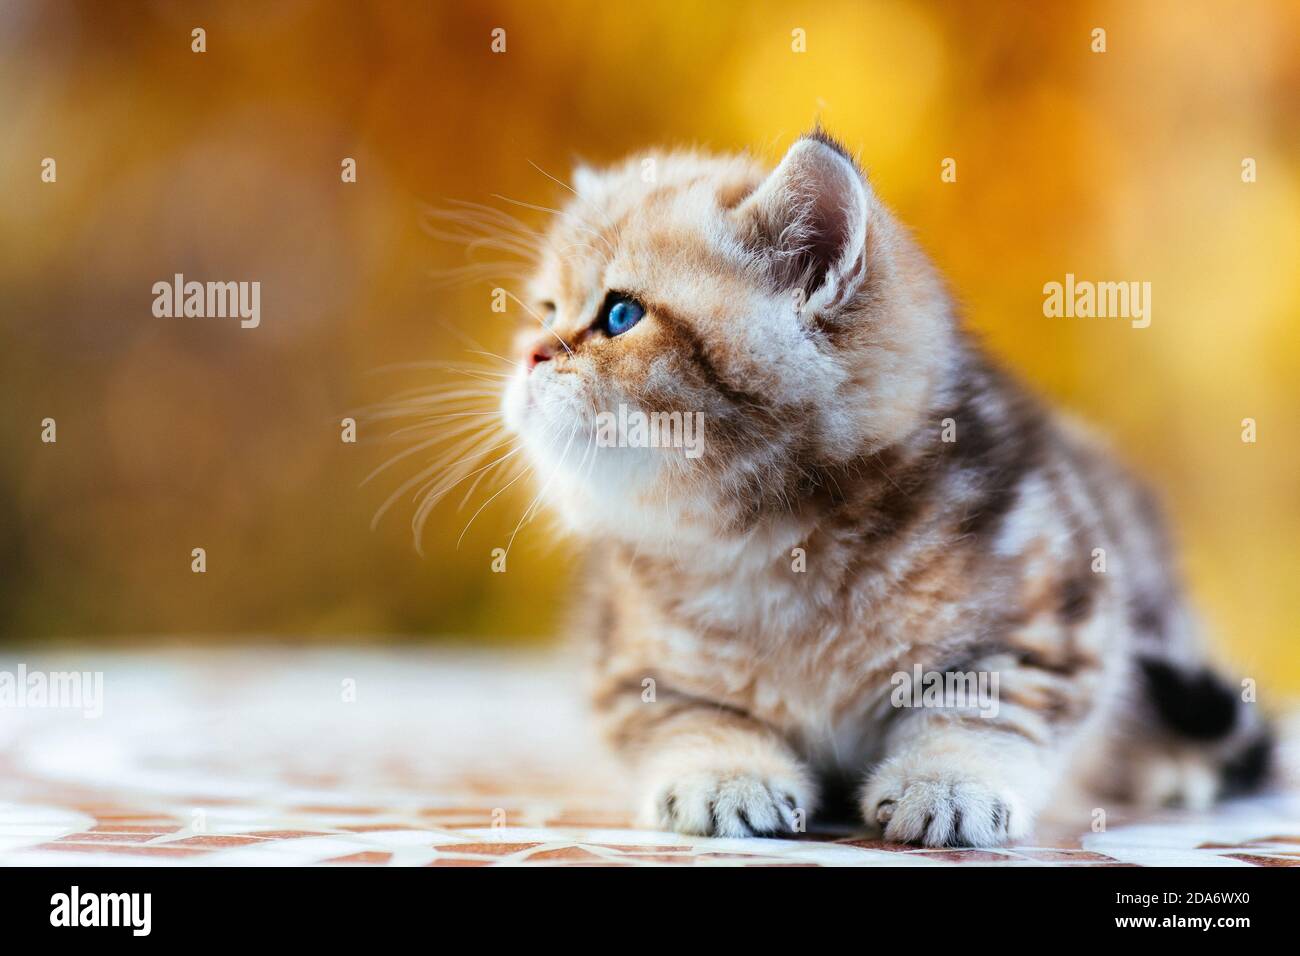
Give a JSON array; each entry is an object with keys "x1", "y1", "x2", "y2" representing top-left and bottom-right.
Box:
[{"x1": 734, "y1": 133, "x2": 870, "y2": 316}]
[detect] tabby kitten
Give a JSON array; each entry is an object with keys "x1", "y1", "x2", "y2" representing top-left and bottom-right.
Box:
[{"x1": 498, "y1": 131, "x2": 1271, "y2": 846}]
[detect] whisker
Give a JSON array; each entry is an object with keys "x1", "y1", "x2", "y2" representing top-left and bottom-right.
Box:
[
  {"x1": 503, "y1": 289, "x2": 573, "y2": 355},
  {"x1": 371, "y1": 427, "x2": 509, "y2": 531},
  {"x1": 523, "y1": 160, "x2": 619, "y2": 258},
  {"x1": 489, "y1": 193, "x2": 564, "y2": 218},
  {"x1": 505, "y1": 421, "x2": 581, "y2": 554},
  {"x1": 385, "y1": 415, "x2": 504, "y2": 444},
  {"x1": 361, "y1": 416, "x2": 508, "y2": 486},
  {"x1": 455, "y1": 436, "x2": 522, "y2": 510},
  {"x1": 415, "y1": 441, "x2": 524, "y2": 518},
  {"x1": 489, "y1": 191, "x2": 612, "y2": 264},
  {"x1": 362, "y1": 401, "x2": 498, "y2": 428},
  {"x1": 465, "y1": 348, "x2": 523, "y2": 371},
  {"x1": 454, "y1": 461, "x2": 535, "y2": 551},
  {"x1": 366, "y1": 359, "x2": 512, "y2": 377}
]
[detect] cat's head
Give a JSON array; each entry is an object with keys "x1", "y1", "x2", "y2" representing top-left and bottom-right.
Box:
[{"x1": 502, "y1": 131, "x2": 953, "y2": 547}]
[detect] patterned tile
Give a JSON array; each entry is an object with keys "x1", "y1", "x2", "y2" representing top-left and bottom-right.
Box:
[{"x1": 0, "y1": 649, "x2": 1296, "y2": 866}]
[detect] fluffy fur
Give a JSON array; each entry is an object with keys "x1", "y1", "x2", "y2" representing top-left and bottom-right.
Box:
[{"x1": 496, "y1": 131, "x2": 1272, "y2": 846}]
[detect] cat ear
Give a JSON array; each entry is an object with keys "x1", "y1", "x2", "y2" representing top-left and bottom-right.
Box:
[{"x1": 735, "y1": 133, "x2": 869, "y2": 315}]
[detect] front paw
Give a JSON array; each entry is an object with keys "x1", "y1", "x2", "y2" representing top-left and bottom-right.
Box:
[
  {"x1": 645, "y1": 770, "x2": 810, "y2": 838},
  {"x1": 861, "y1": 758, "x2": 1028, "y2": 847}
]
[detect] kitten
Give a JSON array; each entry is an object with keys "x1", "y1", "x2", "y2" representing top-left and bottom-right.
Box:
[{"x1": 498, "y1": 130, "x2": 1272, "y2": 846}]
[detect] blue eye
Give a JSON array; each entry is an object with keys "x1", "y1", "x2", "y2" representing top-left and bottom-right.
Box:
[{"x1": 602, "y1": 295, "x2": 645, "y2": 336}]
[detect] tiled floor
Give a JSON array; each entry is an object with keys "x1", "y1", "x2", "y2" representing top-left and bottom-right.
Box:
[{"x1": 1, "y1": 648, "x2": 1296, "y2": 866}]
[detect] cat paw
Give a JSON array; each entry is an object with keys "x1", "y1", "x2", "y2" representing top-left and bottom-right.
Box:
[
  {"x1": 861, "y1": 760, "x2": 1028, "y2": 847},
  {"x1": 645, "y1": 771, "x2": 809, "y2": 838},
  {"x1": 1131, "y1": 753, "x2": 1219, "y2": 811}
]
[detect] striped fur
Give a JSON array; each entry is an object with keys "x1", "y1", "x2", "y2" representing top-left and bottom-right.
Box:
[{"x1": 499, "y1": 132, "x2": 1271, "y2": 845}]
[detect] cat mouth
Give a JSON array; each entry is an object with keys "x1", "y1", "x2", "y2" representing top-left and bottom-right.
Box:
[{"x1": 506, "y1": 367, "x2": 594, "y2": 441}]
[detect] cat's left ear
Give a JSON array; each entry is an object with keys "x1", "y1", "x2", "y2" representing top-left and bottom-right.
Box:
[{"x1": 735, "y1": 133, "x2": 870, "y2": 316}]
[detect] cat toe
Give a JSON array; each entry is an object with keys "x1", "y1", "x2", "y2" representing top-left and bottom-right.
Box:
[
  {"x1": 862, "y1": 768, "x2": 1024, "y2": 847},
  {"x1": 650, "y1": 772, "x2": 805, "y2": 838}
]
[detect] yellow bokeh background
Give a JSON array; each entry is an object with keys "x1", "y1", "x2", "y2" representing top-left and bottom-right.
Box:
[{"x1": 1, "y1": 1, "x2": 1296, "y2": 687}]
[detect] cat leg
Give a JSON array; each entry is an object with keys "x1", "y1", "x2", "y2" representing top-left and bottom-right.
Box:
[
  {"x1": 860, "y1": 656, "x2": 1106, "y2": 846},
  {"x1": 602, "y1": 689, "x2": 815, "y2": 838},
  {"x1": 860, "y1": 714, "x2": 1049, "y2": 846}
]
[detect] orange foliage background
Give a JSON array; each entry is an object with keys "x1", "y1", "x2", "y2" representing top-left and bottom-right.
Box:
[{"x1": 1, "y1": 1, "x2": 1297, "y2": 688}]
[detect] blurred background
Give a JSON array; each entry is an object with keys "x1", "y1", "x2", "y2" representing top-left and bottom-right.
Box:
[{"x1": 0, "y1": 1, "x2": 1296, "y2": 687}]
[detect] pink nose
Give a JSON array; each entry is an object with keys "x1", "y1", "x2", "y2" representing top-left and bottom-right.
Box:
[{"x1": 526, "y1": 341, "x2": 556, "y2": 369}]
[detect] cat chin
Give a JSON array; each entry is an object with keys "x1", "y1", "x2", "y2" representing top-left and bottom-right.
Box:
[
  {"x1": 503, "y1": 370, "x2": 588, "y2": 460},
  {"x1": 519, "y1": 450, "x2": 724, "y2": 547}
]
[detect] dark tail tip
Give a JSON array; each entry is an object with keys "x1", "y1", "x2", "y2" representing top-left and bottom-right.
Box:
[
  {"x1": 1139, "y1": 656, "x2": 1275, "y2": 796},
  {"x1": 1140, "y1": 658, "x2": 1239, "y2": 740}
]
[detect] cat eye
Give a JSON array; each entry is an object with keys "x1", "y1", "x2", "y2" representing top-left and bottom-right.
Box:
[
  {"x1": 599, "y1": 294, "x2": 645, "y2": 337},
  {"x1": 539, "y1": 301, "x2": 557, "y2": 327}
]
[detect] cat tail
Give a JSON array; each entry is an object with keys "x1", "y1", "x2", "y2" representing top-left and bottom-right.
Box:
[{"x1": 1137, "y1": 655, "x2": 1275, "y2": 799}]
